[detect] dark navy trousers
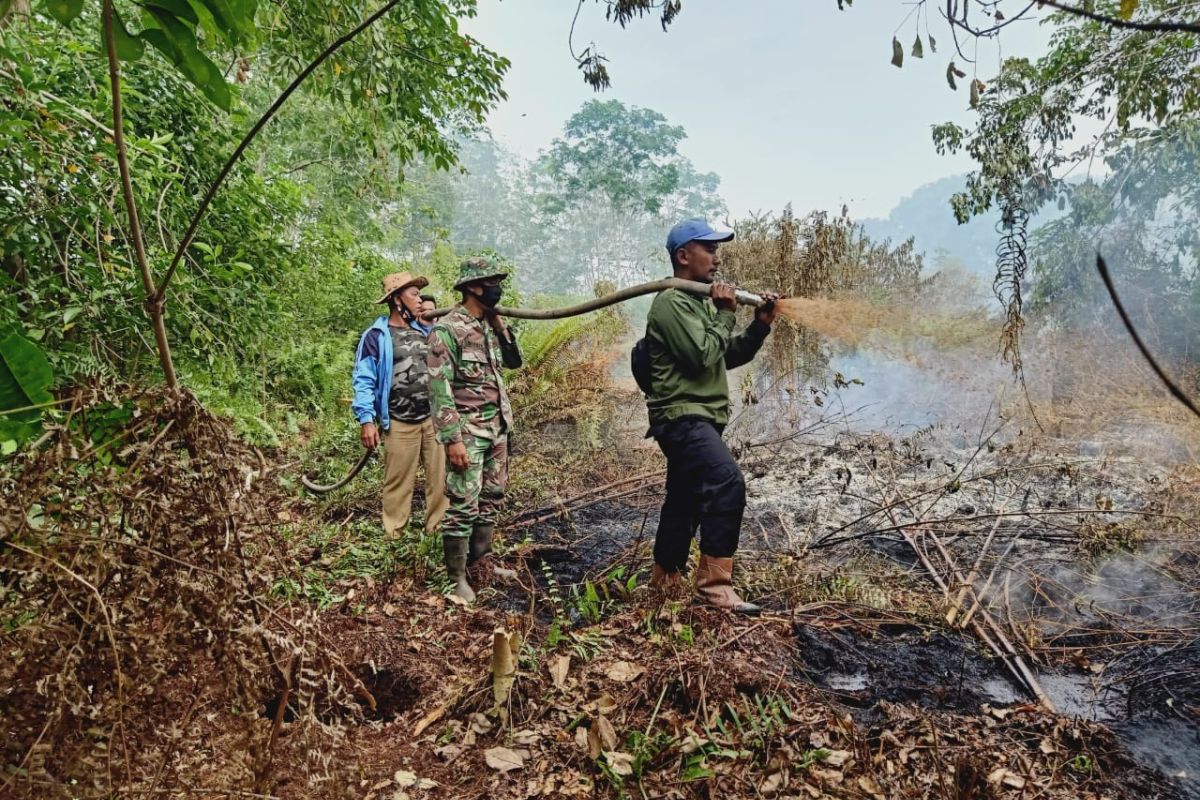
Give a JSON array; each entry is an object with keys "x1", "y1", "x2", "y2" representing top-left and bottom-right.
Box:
[{"x1": 650, "y1": 416, "x2": 745, "y2": 571}]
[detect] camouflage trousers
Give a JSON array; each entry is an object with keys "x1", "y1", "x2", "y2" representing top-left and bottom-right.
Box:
[{"x1": 442, "y1": 431, "x2": 508, "y2": 539}]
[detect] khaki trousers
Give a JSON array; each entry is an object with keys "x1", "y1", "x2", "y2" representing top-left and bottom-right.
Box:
[{"x1": 382, "y1": 418, "x2": 448, "y2": 537}]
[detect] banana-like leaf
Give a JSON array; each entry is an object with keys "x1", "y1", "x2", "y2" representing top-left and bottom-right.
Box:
[
  {"x1": 113, "y1": 7, "x2": 145, "y2": 60},
  {"x1": 194, "y1": 0, "x2": 257, "y2": 44},
  {"x1": 0, "y1": 325, "x2": 53, "y2": 445},
  {"x1": 143, "y1": 0, "x2": 200, "y2": 26}
]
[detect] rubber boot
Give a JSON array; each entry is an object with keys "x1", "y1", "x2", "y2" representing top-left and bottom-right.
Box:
[
  {"x1": 649, "y1": 563, "x2": 684, "y2": 594},
  {"x1": 442, "y1": 536, "x2": 475, "y2": 603},
  {"x1": 469, "y1": 523, "x2": 517, "y2": 581},
  {"x1": 695, "y1": 554, "x2": 760, "y2": 615}
]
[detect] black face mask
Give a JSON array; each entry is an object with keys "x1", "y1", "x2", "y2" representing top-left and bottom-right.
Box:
[
  {"x1": 477, "y1": 284, "x2": 503, "y2": 308},
  {"x1": 393, "y1": 298, "x2": 417, "y2": 322}
]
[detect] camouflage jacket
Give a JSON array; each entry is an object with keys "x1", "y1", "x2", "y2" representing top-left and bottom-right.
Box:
[{"x1": 427, "y1": 306, "x2": 521, "y2": 444}]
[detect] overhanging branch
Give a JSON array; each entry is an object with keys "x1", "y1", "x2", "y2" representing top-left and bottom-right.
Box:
[
  {"x1": 154, "y1": 0, "x2": 404, "y2": 303},
  {"x1": 1038, "y1": 0, "x2": 1200, "y2": 35}
]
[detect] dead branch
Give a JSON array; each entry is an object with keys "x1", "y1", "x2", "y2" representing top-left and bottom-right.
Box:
[
  {"x1": 857, "y1": 453, "x2": 1057, "y2": 712},
  {"x1": 1096, "y1": 254, "x2": 1200, "y2": 422}
]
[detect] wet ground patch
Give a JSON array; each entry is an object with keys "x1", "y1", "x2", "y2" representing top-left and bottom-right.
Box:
[
  {"x1": 794, "y1": 623, "x2": 1011, "y2": 714},
  {"x1": 788, "y1": 588, "x2": 1200, "y2": 796}
]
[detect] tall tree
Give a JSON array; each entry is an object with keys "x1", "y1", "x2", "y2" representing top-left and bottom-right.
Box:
[{"x1": 531, "y1": 100, "x2": 725, "y2": 293}]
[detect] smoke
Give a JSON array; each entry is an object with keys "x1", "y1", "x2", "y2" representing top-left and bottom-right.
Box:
[{"x1": 725, "y1": 126, "x2": 1200, "y2": 467}]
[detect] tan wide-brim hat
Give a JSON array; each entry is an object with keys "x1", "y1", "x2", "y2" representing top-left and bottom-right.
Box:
[{"x1": 375, "y1": 271, "x2": 430, "y2": 304}]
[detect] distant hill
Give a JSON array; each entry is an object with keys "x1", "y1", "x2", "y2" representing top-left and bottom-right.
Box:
[{"x1": 860, "y1": 175, "x2": 1063, "y2": 276}]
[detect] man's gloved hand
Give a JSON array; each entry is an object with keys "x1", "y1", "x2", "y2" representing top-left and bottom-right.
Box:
[
  {"x1": 361, "y1": 422, "x2": 381, "y2": 450},
  {"x1": 755, "y1": 292, "x2": 780, "y2": 326},
  {"x1": 711, "y1": 282, "x2": 737, "y2": 312},
  {"x1": 447, "y1": 441, "x2": 470, "y2": 472}
]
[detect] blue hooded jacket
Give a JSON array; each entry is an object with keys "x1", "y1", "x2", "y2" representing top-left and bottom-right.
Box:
[{"x1": 352, "y1": 315, "x2": 432, "y2": 431}]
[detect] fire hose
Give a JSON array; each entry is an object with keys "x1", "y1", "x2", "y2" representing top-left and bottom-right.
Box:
[{"x1": 300, "y1": 278, "x2": 771, "y2": 493}]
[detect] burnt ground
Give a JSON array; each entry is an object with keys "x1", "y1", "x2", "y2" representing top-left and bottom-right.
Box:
[
  {"x1": 151, "y1": 431, "x2": 1200, "y2": 799},
  {"x1": 10, "y1": 384, "x2": 1196, "y2": 799},
  {"x1": 271, "y1": 535, "x2": 1192, "y2": 800},
  {"x1": 462, "y1": 427, "x2": 1200, "y2": 799},
  {"x1": 215, "y1": 425, "x2": 1200, "y2": 799}
]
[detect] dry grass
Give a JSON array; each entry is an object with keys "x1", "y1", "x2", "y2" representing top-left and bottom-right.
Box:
[{"x1": 0, "y1": 383, "x2": 362, "y2": 798}]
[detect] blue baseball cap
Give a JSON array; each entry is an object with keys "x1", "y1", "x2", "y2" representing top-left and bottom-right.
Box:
[{"x1": 666, "y1": 218, "x2": 734, "y2": 255}]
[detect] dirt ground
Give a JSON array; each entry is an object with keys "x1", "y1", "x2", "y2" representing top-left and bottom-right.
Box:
[
  {"x1": 4, "y1": 385, "x2": 1197, "y2": 799},
  {"x1": 264, "y1": 421, "x2": 1198, "y2": 800}
]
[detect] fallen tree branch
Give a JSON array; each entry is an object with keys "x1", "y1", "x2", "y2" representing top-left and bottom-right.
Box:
[
  {"x1": 811, "y1": 506, "x2": 1171, "y2": 550},
  {"x1": 504, "y1": 470, "x2": 666, "y2": 523},
  {"x1": 504, "y1": 482, "x2": 664, "y2": 531},
  {"x1": 857, "y1": 454, "x2": 1057, "y2": 712},
  {"x1": 945, "y1": 512, "x2": 1005, "y2": 627}
]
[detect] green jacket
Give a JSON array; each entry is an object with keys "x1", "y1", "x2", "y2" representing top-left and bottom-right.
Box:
[{"x1": 644, "y1": 288, "x2": 771, "y2": 427}]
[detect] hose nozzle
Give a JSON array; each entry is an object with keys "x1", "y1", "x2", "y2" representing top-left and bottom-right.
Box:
[{"x1": 733, "y1": 288, "x2": 766, "y2": 307}]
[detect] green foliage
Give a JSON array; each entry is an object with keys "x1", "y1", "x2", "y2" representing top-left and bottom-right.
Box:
[
  {"x1": 0, "y1": 324, "x2": 53, "y2": 446},
  {"x1": 444, "y1": 101, "x2": 726, "y2": 293},
  {"x1": 272, "y1": 515, "x2": 441, "y2": 610},
  {"x1": 502, "y1": 305, "x2": 627, "y2": 436},
  {"x1": 710, "y1": 694, "x2": 795, "y2": 763},
  {"x1": 39, "y1": 0, "x2": 257, "y2": 110},
  {"x1": 261, "y1": 0, "x2": 508, "y2": 171},
  {"x1": 540, "y1": 560, "x2": 568, "y2": 647},
  {"x1": 541, "y1": 100, "x2": 687, "y2": 216},
  {"x1": 679, "y1": 695, "x2": 814, "y2": 782},
  {"x1": 931, "y1": 1, "x2": 1200, "y2": 361},
  {"x1": 0, "y1": 7, "x2": 510, "y2": 438},
  {"x1": 597, "y1": 726, "x2": 675, "y2": 797},
  {"x1": 570, "y1": 565, "x2": 637, "y2": 624}
]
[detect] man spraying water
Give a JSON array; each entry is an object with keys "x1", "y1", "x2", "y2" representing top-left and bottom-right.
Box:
[{"x1": 641, "y1": 219, "x2": 779, "y2": 614}]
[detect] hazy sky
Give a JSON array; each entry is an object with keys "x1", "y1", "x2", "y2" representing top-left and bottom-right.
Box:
[{"x1": 462, "y1": 1, "x2": 1049, "y2": 220}]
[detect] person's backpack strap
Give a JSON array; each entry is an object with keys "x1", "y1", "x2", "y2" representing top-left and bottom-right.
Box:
[{"x1": 630, "y1": 337, "x2": 653, "y2": 396}]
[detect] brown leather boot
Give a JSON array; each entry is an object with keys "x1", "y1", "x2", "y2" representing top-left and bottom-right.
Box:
[
  {"x1": 649, "y1": 563, "x2": 684, "y2": 593},
  {"x1": 695, "y1": 554, "x2": 760, "y2": 615}
]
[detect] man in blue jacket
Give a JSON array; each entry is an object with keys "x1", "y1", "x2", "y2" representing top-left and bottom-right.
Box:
[{"x1": 352, "y1": 272, "x2": 448, "y2": 540}]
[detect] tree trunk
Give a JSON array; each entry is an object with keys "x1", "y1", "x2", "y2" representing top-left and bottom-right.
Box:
[
  {"x1": 102, "y1": 0, "x2": 178, "y2": 387},
  {"x1": 1, "y1": 0, "x2": 30, "y2": 28}
]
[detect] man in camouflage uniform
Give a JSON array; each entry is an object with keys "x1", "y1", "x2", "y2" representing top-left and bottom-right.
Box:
[{"x1": 427, "y1": 257, "x2": 522, "y2": 602}]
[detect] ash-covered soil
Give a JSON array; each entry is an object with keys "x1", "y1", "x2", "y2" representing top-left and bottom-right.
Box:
[{"x1": 491, "y1": 425, "x2": 1200, "y2": 798}]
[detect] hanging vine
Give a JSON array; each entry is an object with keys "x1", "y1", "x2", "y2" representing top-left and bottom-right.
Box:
[{"x1": 995, "y1": 186, "x2": 1030, "y2": 373}]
